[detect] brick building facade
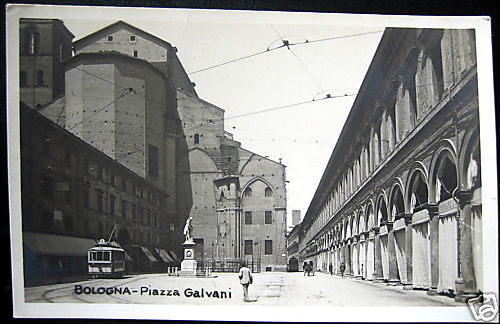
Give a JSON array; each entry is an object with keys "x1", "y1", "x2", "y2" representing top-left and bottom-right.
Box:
[
  {"x1": 21, "y1": 103, "x2": 180, "y2": 286},
  {"x1": 19, "y1": 18, "x2": 74, "y2": 109},
  {"x1": 20, "y1": 19, "x2": 287, "y2": 279}
]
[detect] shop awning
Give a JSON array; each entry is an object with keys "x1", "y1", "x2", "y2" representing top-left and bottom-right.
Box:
[
  {"x1": 167, "y1": 250, "x2": 179, "y2": 262},
  {"x1": 23, "y1": 232, "x2": 96, "y2": 257},
  {"x1": 155, "y1": 248, "x2": 174, "y2": 263},
  {"x1": 140, "y1": 246, "x2": 158, "y2": 262}
]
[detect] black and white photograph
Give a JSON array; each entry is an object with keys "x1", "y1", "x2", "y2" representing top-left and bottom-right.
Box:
[{"x1": 6, "y1": 3, "x2": 498, "y2": 322}]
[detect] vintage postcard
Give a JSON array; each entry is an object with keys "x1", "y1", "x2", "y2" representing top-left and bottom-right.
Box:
[{"x1": 6, "y1": 4, "x2": 498, "y2": 322}]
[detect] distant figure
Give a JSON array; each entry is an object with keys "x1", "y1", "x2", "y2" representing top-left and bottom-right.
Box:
[
  {"x1": 360, "y1": 264, "x2": 365, "y2": 280},
  {"x1": 329, "y1": 262, "x2": 333, "y2": 276},
  {"x1": 238, "y1": 261, "x2": 253, "y2": 302},
  {"x1": 340, "y1": 262, "x2": 346, "y2": 278},
  {"x1": 57, "y1": 260, "x2": 63, "y2": 283},
  {"x1": 183, "y1": 217, "x2": 193, "y2": 242}
]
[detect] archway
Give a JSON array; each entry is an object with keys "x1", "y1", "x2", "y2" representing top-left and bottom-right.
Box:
[
  {"x1": 366, "y1": 204, "x2": 376, "y2": 280},
  {"x1": 408, "y1": 169, "x2": 431, "y2": 289},
  {"x1": 288, "y1": 257, "x2": 299, "y2": 272},
  {"x1": 351, "y1": 215, "x2": 359, "y2": 276},
  {"x1": 377, "y1": 195, "x2": 390, "y2": 280},
  {"x1": 460, "y1": 131, "x2": 482, "y2": 292},
  {"x1": 431, "y1": 150, "x2": 459, "y2": 293},
  {"x1": 390, "y1": 184, "x2": 406, "y2": 283},
  {"x1": 358, "y1": 211, "x2": 367, "y2": 278}
]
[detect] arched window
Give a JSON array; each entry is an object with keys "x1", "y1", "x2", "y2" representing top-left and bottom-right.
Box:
[
  {"x1": 243, "y1": 187, "x2": 252, "y2": 197},
  {"x1": 435, "y1": 155, "x2": 457, "y2": 202},
  {"x1": 59, "y1": 44, "x2": 64, "y2": 61},
  {"x1": 25, "y1": 29, "x2": 40, "y2": 55},
  {"x1": 390, "y1": 186, "x2": 405, "y2": 220},
  {"x1": 377, "y1": 199, "x2": 388, "y2": 226},
  {"x1": 264, "y1": 187, "x2": 273, "y2": 197},
  {"x1": 20, "y1": 71, "x2": 27, "y2": 87},
  {"x1": 409, "y1": 172, "x2": 428, "y2": 213},
  {"x1": 98, "y1": 222, "x2": 103, "y2": 238},
  {"x1": 194, "y1": 134, "x2": 200, "y2": 145},
  {"x1": 36, "y1": 70, "x2": 44, "y2": 86}
]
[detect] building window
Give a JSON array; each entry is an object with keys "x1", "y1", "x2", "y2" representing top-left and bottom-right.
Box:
[
  {"x1": 36, "y1": 70, "x2": 44, "y2": 86},
  {"x1": 132, "y1": 204, "x2": 137, "y2": 220},
  {"x1": 265, "y1": 211, "x2": 272, "y2": 224},
  {"x1": 121, "y1": 200, "x2": 127, "y2": 218},
  {"x1": 64, "y1": 148, "x2": 71, "y2": 166},
  {"x1": 130, "y1": 35, "x2": 136, "y2": 42},
  {"x1": 139, "y1": 207, "x2": 144, "y2": 223},
  {"x1": 109, "y1": 195, "x2": 116, "y2": 216},
  {"x1": 64, "y1": 182, "x2": 72, "y2": 204},
  {"x1": 107, "y1": 35, "x2": 113, "y2": 42},
  {"x1": 244, "y1": 240, "x2": 253, "y2": 255},
  {"x1": 265, "y1": 240, "x2": 273, "y2": 255},
  {"x1": 41, "y1": 210, "x2": 53, "y2": 229},
  {"x1": 121, "y1": 177, "x2": 127, "y2": 191},
  {"x1": 245, "y1": 211, "x2": 252, "y2": 225},
  {"x1": 20, "y1": 71, "x2": 28, "y2": 87},
  {"x1": 148, "y1": 144, "x2": 159, "y2": 178},
  {"x1": 110, "y1": 172, "x2": 116, "y2": 186},
  {"x1": 25, "y1": 29, "x2": 40, "y2": 55},
  {"x1": 133, "y1": 50, "x2": 138, "y2": 57},
  {"x1": 59, "y1": 44, "x2": 64, "y2": 62},
  {"x1": 40, "y1": 176, "x2": 54, "y2": 198},
  {"x1": 243, "y1": 187, "x2": 252, "y2": 197},
  {"x1": 98, "y1": 222, "x2": 103, "y2": 238},
  {"x1": 96, "y1": 190, "x2": 104, "y2": 212},
  {"x1": 83, "y1": 187, "x2": 90, "y2": 208},
  {"x1": 63, "y1": 215, "x2": 74, "y2": 232},
  {"x1": 194, "y1": 134, "x2": 200, "y2": 145},
  {"x1": 83, "y1": 158, "x2": 90, "y2": 174},
  {"x1": 264, "y1": 187, "x2": 273, "y2": 197}
]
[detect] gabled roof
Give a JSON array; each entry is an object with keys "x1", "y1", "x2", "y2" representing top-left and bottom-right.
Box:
[{"x1": 73, "y1": 20, "x2": 172, "y2": 50}]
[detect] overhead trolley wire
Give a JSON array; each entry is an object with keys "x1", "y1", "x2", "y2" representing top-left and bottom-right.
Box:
[
  {"x1": 181, "y1": 93, "x2": 357, "y2": 135},
  {"x1": 187, "y1": 30, "x2": 384, "y2": 75},
  {"x1": 270, "y1": 24, "x2": 324, "y2": 92}
]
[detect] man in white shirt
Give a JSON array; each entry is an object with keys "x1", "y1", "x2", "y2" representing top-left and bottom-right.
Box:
[{"x1": 238, "y1": 261, "x2": 253, "y2": 302}]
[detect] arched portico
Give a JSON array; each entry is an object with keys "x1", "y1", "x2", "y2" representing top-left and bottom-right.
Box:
[
  {"x1": 407, "y1": 167, "x2": 431, "y2": 289},
  {"x1": 390, "y1": 182, "x2": 407, "y2": 283}
]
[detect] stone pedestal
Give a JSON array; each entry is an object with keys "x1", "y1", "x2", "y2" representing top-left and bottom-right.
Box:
[{"x1": 180, "y1": 240, "x2": 197, "y2": 276}]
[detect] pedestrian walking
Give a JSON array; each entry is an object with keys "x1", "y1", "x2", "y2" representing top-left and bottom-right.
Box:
[
  {"x1": 57, "y1": 260, "x2": 63, "y2": 283},
  {"x1": 329, "y1": 262, "x2": 333, "y2": 276},
  {"x1": 238, "y1": 261, "x2": 253, "y2": 302},
  {"x1": 340, "y1": 262, "x2": 346, "y2": 278}
]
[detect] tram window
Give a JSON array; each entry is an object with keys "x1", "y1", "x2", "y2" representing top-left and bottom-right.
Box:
[
  {"x1": 103, "y1": 252, "x2": 110, "y2": 261},
  {"x1": 115, "y1": 252, "x2": 125, "y2": 261}
]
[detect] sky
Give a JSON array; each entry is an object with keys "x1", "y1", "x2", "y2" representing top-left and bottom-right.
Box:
[{"x1": 16, "y1": 6, "x2": 386, "y2": 227}]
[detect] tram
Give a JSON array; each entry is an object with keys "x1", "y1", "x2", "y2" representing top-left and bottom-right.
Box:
[{"x1": 88, "y1": 239, "x2": 126, "y2": 278}]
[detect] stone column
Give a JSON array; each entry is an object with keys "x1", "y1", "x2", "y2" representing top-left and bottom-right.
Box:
[
  {"x1": 404, "y1": 215, "x2": 413, "y2": 286},
  {"x1": 373, "y1": 227, "x2": 384, "y2": 280},
  {"x1": 345, "y1": 240, "x2": 352, "y2": 275},
  {"x1": 455, "y1": 191, "x2": 478, "y2": 302},
  {"x1": 386, "y1": 222, "x2": 400, "y2": 282},
  {"x1": 428, "y1": 204, "x2": 439, "y2": 289}
]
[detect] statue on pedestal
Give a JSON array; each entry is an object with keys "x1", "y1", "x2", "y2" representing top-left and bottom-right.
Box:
[{"x1": 183, "y1": 216, "x2": 194, "y2": 242}]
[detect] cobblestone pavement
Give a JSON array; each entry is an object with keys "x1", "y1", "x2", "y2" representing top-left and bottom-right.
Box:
[{"x1": 25, "y1": 271, "x2": 468, "y2": 307}]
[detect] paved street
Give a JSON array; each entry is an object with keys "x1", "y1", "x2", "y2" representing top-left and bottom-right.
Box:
[{"x1": 25, "y1": 271, "x2": 467, "y2": 307}]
